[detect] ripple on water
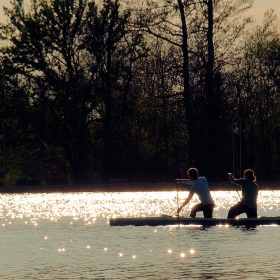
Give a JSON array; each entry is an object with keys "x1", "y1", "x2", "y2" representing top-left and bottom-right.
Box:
[{"x1": 0, "y1": 191, "x2": 279, "y2": 279}]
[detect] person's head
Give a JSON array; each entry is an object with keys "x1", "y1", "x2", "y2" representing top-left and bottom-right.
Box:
[
  {"x1": 244, "y1": 169, "x2": 256, "y2": 182},
  {"x1": 187, "y1": 167, "x2": 198, "y2": 180}
]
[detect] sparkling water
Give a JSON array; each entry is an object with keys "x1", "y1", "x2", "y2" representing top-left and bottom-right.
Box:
[{"x1": 0, "y1": 190, "x2": 279, "y2": 279}]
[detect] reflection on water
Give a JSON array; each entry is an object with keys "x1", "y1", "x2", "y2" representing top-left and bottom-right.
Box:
[
  {"x1": 1, "y1": 190, "x2": 279, "y2": 221},
  {"x1": 0, "y1": 190, "x2": 279, "y2": 279}
]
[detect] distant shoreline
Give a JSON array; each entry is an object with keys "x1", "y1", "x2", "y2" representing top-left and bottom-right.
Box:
[{"x1": 0, "y1": 181, "x2": 279, "y2": 193}]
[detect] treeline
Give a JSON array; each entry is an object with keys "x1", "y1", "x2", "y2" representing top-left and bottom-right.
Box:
[{"x1": 0, "y1": 0, "x2": 280, "y2": 185}]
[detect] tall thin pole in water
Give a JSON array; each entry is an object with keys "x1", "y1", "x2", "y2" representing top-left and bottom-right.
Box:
[
  {"x1": 232, "y1": 117, "x2": 241, "y2": 177},
  {"x1": 176, "y1": 180, "x2": 179, "y2": 221}
]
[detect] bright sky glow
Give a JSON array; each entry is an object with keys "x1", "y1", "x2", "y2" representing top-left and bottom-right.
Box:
[{"x1": 1, "y1": 0, "x2": 280, "y2": 24}]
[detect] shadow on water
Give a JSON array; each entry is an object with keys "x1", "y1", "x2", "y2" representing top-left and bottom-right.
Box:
[
  {"x1": 190, "y1": 225, "x2": 258, "y2": 231},
  {"x1": 239, "y1": 225, "x2": 257, "y2": 232}
]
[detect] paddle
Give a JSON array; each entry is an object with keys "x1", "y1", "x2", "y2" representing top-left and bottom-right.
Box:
[
  {"x1": 174, "y1": 179, "x2": 191, "y2": 222},
  {"x1": 228, "y1": 173, "x2": 241, "y2": 200},
  {"x1": 235, "y1": 185, "x2": 241, "y2": 200},
  {"x1": 175, "y1": 179, "x2": 180, "y2": 221}
]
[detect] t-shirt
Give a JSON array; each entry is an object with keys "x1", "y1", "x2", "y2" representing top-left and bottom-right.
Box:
[
  {"x1": 189, "y1": 177, "x2": 214, "y2": 205},
  {"x1": 235, "y1": 179, "x2": 259, "y2": 209}
]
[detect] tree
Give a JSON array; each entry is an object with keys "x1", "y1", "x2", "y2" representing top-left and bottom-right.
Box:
[
  {"x1": 0, "y1": 0, "x2": 97, "y2": 183},
  {"x1": 83, "y1": 0, "x2": 147, "y2": 181},
  {"x1": 235, "y1": 9, "x2": 280, "y2": 179},
  {"x1": 133, "y1": 0, "x2": 253, "y2": 179}
]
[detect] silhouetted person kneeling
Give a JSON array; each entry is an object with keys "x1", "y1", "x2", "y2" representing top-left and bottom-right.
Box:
[
  {"x1": 177, "y1": 168, "x2": 215, "y2": 218},
  {"x1": 227, "y1": 169, "x2": 259, "y2": 219}
]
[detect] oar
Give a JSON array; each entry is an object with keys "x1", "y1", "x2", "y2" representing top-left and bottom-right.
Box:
[
  {"x1": 235, "y1": 185, "x2": 241, "y2": 200},
  {"x1": 228, "y1": 173, "x2": 241, "y2": 200}
]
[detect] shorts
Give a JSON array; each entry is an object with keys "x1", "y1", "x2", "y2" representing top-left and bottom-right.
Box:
[
  {"x1": 227, "y1": 202, "x2": 257, "y2": 218},
  {"x1": 190, "y1": 203, "x2": 215, "y2": 218}
]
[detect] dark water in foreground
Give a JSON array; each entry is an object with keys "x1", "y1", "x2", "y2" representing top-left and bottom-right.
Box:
[{"x1": 0, "y1": 190, "x2": 279, "y2": 279}]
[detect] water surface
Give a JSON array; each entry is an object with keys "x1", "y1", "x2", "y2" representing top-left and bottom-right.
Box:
[{"x1": 0, "y1": 190, "x2": 279, "y2": 279}]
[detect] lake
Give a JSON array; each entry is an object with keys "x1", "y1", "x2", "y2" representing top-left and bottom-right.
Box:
[{"x1": 0, "y1": 190, "x2": 279, "y2": 279}]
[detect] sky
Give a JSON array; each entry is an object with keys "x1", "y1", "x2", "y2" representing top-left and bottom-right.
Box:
[
  {"x1": 246, "y1": 0, "x2": 280, "y2": 23},
  {"x1": 0, "y1": 0, "x2": 280, "y2": 24}
]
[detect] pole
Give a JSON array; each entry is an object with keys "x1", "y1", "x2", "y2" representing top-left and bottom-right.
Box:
[
  {"x1": 232, "y1": 117, "x2": 241, "y2": 177},
  {"x1": 176, "y1": 180, "x2": 179, "y2": 221}
]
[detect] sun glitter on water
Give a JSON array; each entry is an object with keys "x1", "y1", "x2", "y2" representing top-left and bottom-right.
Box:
[{"x1": 0, "y1": 190, "x2": 279, "y2": 223}]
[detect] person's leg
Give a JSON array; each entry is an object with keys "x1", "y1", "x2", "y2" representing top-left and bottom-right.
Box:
[
  {"x1": 245, "y1": 206, "x2": 257, "y2": 218},
  {"x1": 190, "y1": 203, "x2": 204, "y2": 217},
  {"x1": 202, "y1": 203, "x2": 215, "y2": 218},
  {"x1": 227, "y1": 202, "x2": 245, "y2": 218}
]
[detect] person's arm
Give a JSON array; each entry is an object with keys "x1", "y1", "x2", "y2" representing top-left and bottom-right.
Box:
[
  {"x1": 177, "y1": 191, "x2": 194, "y2": 214},
  {"x1": 227, "y1": 173, "x2": 241, "y2": 190}
]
